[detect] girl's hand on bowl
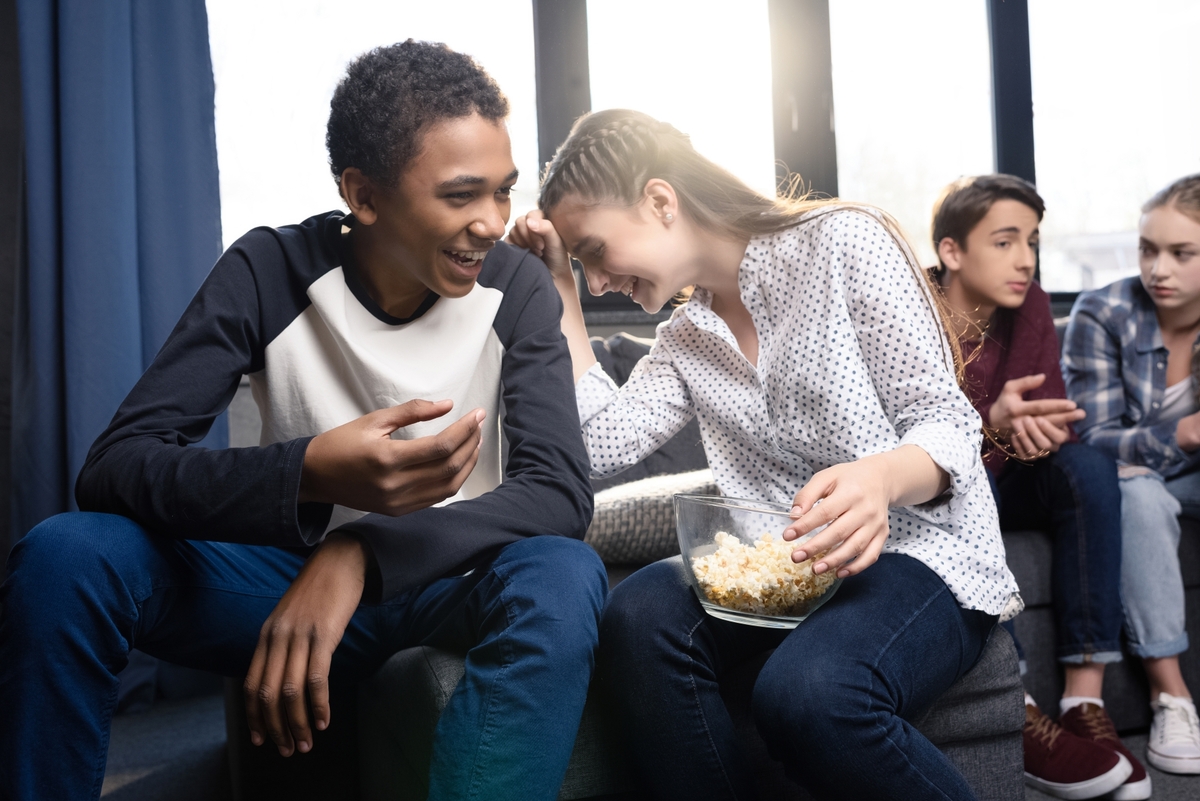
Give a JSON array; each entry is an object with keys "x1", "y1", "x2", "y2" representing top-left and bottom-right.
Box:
[
  {"x1": 781, "y1": 457, "x2": 893, "y2": 579},
  {"x1": 506, "y1": 211, "x2": 573, "y2": 283}
]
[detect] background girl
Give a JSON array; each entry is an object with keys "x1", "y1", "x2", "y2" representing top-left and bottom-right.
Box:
[
  {"x1": 509, "y1": 109, "x2": 1022, "y2": 800},
  {"x1": 1063, "y1": 173, "x2": 1200, "y2": 776}
]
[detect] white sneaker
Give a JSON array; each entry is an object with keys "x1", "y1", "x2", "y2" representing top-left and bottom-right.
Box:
[{"x1": 1147, "y1": 692, "x2": 1200, "y2": 774}]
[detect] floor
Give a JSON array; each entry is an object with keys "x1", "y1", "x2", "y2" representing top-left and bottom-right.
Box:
[{"x1": 104, "y1": 695, "x2": 1200, "y2": 800}]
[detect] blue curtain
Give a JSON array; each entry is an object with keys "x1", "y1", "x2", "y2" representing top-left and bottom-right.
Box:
[{"x1": 13, "y1": 0, "x2": 226, "y2": 537}]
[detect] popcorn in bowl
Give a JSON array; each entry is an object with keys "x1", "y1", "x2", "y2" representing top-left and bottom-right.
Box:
[{"x1": 691, "y1": 531, "x2": 838, "y2": 616}]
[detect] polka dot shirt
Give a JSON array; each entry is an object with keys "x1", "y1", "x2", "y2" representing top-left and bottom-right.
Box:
[{"x1": 576, "y1": 208, "x2": 1022, "y2": 619}]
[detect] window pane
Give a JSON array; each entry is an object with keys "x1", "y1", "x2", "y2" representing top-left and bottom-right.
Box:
[
  {"x1": 829, "y1": 0, "x2": 994, "y2": 265},
  {"x1": 1030, "y1": 0, "x2": 1200, "y2": 291},
  {"x1": 586, "y1": 0, "x2": 776, "y2": 198},
  {"x1": 206, "y1": 0, "x2": 538, "y2": 250}
]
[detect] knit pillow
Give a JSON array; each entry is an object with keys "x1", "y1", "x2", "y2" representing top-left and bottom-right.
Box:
[{"x1": 585, "y1": 469, "x2": 717, "y2": 565}]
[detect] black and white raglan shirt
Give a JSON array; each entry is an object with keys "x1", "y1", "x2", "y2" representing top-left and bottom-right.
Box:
[{"x1": 76, "y1": 211, "x2": 593, "y2": 602}]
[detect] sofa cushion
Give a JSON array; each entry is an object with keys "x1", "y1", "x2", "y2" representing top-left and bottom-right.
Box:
[{"x1": 585, "y1": 469, "x2": 716, "y2": 565}]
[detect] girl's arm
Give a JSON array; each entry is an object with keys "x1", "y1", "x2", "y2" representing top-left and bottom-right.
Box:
[
  {"x1": 508, "y1": 211, "x2": 597, "y2": 381},
  {"x1": 1063, "y1": 292, "x2": 1200, "y2": 476},
  {"x1": 507, "y1": 212, "x2": 696, "y2": 478}
]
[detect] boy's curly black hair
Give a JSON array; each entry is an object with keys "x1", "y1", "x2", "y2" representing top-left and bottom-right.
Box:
[{"x1": 326, "y1": 39, "x2": 509, "y2": 189}]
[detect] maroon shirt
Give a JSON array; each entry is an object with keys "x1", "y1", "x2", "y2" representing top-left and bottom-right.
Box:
[{"x1": 958, "y1": 282, "x2": 1076, "y2": 475}]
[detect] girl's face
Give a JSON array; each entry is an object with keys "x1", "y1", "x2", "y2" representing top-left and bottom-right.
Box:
[
  {"x1": 548, "y1": 193, "x2": 689, "y2": 314},
  {"x1": 1139, "y1": 204, "x2": 1200, "y2": 313}
]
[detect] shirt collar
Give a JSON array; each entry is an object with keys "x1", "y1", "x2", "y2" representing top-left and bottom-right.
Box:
[{"x1": 1131, "y1": 281, "x2": 1165, "y2": 353}]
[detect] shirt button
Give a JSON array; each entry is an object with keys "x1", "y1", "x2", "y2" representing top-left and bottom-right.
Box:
[
  {"x1": 1153, "y1": 402, "x2": 1161, "y2": 408},
  {"x1": 1158, "y1": 362, "x2": 1165, "y2": 369}
]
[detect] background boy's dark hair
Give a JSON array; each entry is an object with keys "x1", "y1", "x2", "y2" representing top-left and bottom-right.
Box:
[
  {"x1": 930, "y1": 174, "x2": 1046, "y2": 273},
  {"x1": 326, "y1": 39, "x2": 509, "y2": 189}
]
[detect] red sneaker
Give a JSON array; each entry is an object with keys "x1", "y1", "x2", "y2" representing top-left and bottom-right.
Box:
[
  {"x1": 1059, "y1": 702, "x2": 1152, "y2": 800},
  {"x1": 1023, "y1": 703, "x2": 1132, "y2": 799}
]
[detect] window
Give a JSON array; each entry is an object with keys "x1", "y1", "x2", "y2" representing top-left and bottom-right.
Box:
[
  {"x1": 828, "y1": 0, "x2": 994, "y2": 266},
  {"x1": 206, "y1": 0, "x2": 539, "y2": 250},
  {"x1": 586, "y1": 0, "x2": 776, "y2": 198},
  {"x1": 1029, "y1": 0, "x2": 1200, "y2": 291}
]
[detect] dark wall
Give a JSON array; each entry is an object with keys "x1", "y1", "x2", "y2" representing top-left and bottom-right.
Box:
[{"x1": 0, "y1": 0, "x2": 19, "y2": 561}]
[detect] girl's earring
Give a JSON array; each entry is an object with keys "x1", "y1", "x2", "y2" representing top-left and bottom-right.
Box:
[{"x1": 665, "y1": 213, "x2": 674, "y2": 223}]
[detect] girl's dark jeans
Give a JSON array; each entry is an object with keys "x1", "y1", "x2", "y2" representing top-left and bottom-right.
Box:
[{"x1": 598, "y1": 552, "x2": 997, "y2": 800}]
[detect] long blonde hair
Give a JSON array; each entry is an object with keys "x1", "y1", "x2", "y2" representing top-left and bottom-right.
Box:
[{"x1": 538, "y1": 108, "x2": 966, "y2": 382}]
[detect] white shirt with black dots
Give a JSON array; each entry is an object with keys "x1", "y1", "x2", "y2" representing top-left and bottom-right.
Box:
[{"x1": 576, "y1": 207, "x2": 1022, "y2": 619}]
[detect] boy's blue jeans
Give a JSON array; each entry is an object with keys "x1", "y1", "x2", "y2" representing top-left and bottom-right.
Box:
[
  {"x1": 991, "y1": 442, "x2": 1124, "y2": 667},
  {"x1": 0, "y1": 512, "x2": 606, "y2": 801},
  {"x1": 598, "y1": 552, "x2": 997, "y2": 801}
]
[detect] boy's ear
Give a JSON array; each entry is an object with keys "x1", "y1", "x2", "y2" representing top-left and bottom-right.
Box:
[
  {"x1": 937, "y1": 236, "x2": 966, "y2": 274},
  {"x1": 340, "y1": 168, "x2": 379, "y2": 225},
  {"x1": 642, "y1": 178, "x2": 679, "y2": 225}
]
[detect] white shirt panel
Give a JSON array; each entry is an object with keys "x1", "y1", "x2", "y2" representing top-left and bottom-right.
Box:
[{"x1": 252, "y1": 267, "x2": 506, "y2": 531}]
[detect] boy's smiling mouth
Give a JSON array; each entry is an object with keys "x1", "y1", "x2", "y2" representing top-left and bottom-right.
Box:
[{"x1": 444, "y1": 248, "x2": 489, "y2": 267}]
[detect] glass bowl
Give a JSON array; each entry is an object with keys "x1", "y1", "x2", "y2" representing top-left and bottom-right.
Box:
[{"x1": 674, "y1": 494, "x2": 843, "y2": 629}]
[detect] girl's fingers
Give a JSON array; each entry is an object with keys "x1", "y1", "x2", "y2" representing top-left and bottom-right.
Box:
[
  {"x1": 785, "y1": 475, "x2": 838, "y2": 540},
  {"x1": 835, "y1": 527, "x2": 888, "y2": 578},
  {"x1": 791, "y1": 505, "x2": 865, "y2": 564},
  {"x1": 809, "y1": 512, "x2": 880, "y2": 573}
]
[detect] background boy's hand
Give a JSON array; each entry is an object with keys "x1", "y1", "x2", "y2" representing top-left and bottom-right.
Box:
[
  {"x1": 243, "y1": 532, "x2": 365, "y2": 757},
  {"x1": 299, "y1": 399, "x2": 483, "y2": 516},
  {"x1": 506, "y1": 211, "x2": 573, "y2": 283},
  {"x1": 988, "y1": 373, "x2": 1085, "y2": 459}
]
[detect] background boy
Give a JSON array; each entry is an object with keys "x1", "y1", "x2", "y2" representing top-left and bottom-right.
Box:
[
  {"x1": 933, "y1": 174, "x2": 1148, "y2": 799},
  {"x1": 0, "y1": 40, "x2": 603, "y2": 801}
]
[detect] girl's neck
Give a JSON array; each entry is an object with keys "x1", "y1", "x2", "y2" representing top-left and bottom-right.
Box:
[
  {"x1": 1156, "y1": 303, "x2": 1200, "y2": 340},
  {"x1": 693, "y1": 227, "x2": 751, "y2": 308}
]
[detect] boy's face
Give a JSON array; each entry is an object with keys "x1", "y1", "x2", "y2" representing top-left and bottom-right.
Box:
[
  {"x1": 370, "y1": 113, "x2": 518, "y2": 299},
  {"x1": 941, "y1": 198, "x2": 1040, "y2": 311},
  {"x1": 1139, "y1": 204, "x2": 1200, "y2": 312}
]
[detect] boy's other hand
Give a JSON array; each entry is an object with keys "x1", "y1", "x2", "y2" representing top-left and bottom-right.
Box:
[
  {"x1": 299, "y1": 399, "x2": 484, "y2": 516},
  {"x1": 989, "y1": 374, "x2": 1085, "y2": 459},
  {"x1": 507, "y1": 211, "x2": 572, "y2": 283},
  {"x1": 243, "y1": 532, "x2": 365, "y2": 757}
]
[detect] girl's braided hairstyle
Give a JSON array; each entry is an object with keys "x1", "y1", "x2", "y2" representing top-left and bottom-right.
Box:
[{"x1": 538, "y1": 109, "x2": 967, "y2": 384}]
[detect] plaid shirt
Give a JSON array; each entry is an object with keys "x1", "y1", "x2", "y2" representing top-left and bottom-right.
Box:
[{"x1": 1062, "y1": 276, "x2": 1200, "y2": 477}]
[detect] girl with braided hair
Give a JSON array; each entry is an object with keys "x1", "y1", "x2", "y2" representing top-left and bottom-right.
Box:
[{"x1": 508, "y1": 109, "x2": 1021, "y2": 800}]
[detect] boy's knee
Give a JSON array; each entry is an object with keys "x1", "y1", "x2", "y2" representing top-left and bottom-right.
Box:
[
  {"x1": 9, "y1": 513, "x2": 147, "y2": 578},
  {"x1": 494, "y1": 536, "x2": 607, "y2": 622}
]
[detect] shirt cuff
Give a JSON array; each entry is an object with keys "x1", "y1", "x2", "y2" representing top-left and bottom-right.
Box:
[{"x1": 576, "y1": 362, "x2": 620, "y2": 425}]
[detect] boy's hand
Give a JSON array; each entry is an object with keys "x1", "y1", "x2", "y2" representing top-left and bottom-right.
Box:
[
  {"x1": 300, "y1": 399, "x2": 483, "y2": 516},
  {"x1": 988, "y1": 374, "x2": 1085, "y2": 459},
  {"x1": 243, "y1": 532, "x2": 365, "y2": 757},
  {"x1": 507, "y1": 211, "x2": 573, "y2": 283}
]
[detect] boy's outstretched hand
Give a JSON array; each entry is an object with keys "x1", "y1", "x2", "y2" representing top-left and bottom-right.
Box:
[
  {"x1": 299, "y1": 398, "x2": 485, "y2": 516},
  {"x1": 987, "y1": 374, "x2": 1085, "y2": 460}
]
